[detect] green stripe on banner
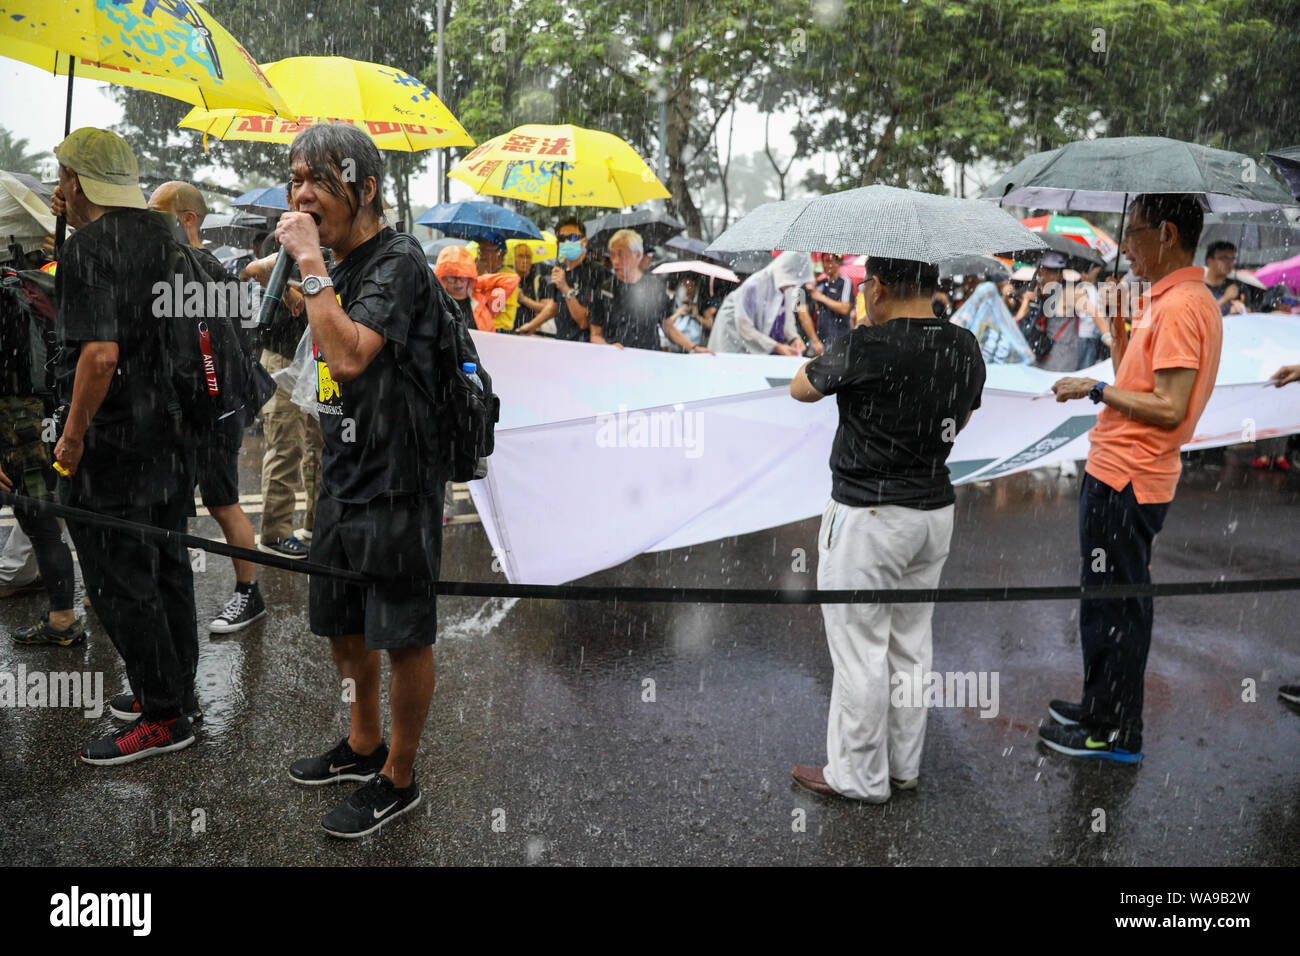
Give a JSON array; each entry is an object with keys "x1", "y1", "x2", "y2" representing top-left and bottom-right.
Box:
[{"x1": 967, "y1": 414, "x2": 1097, "y2": 480}]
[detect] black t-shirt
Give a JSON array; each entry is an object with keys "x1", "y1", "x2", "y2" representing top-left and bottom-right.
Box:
[
  {"x1": 543, "y1": 259, "x2": 605, "y2": 341},
  {"x1": 814, "y1": 274, "x2": 853, "y2": 345},
  {"x1": 513, "y1": 264, "x2": 547, "y2": 330},
  {"x1": 598, "y1": 272, "x2": 670, "y2": 350},
  {"x1": 1204, "y1": 279, "x2": 1240, "y2": 316},
  {"x1": 804, "y1": 317, "x2": 986, "y2": 510},
  {"x1": 54, "y1": 209, "x2": 178, "y2": 463},
  {"x1": 318, "y1": 227, "x2": 439, "y2": 503}
]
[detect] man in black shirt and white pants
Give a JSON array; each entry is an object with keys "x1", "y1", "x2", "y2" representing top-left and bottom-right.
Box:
[
  {"x1": 276, "y1": 124, "x2": 444, "y2": 838},
  {"x1": 789, "y1": 257, "x2": 986, "y2": 802}
]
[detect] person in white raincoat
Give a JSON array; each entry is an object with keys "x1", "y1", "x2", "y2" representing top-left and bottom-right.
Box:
[{"x1": 707, "y1": 251, "x2": 813, "y2": 355}]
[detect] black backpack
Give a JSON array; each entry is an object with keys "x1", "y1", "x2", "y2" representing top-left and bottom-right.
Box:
[
  {"x1": 393, "y1": 244, "x2": 499, "y2": 483},
  {"x1": 0, "y1": 264, "x2": 57, "y2": 408},
  {"x1": 157, "y1": 237, "x2": 276, "y2": 438}
]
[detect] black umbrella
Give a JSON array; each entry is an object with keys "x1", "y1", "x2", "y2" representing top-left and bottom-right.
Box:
[
  {"x1": 1199, "y1": 210, "x2": 1300, "y2": 266},
  {"x1": 937, "y1": 254, "x2": 1011, "y2": 280},
  {"x1": 665, "y1": 235, "x2": 708, "y2": 257},
  {"x1": 1007, "y1": 231, "x2": 1105, "y2": 267},
  {"x1": 1266, "y1": 147, "x2": 1300, "y2": 200},
  {"x1": 587, "y1": 209, "x2": 686, "y2": 252}
]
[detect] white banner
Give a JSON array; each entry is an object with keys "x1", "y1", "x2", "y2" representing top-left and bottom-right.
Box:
[{"x1": 468, "y1": 315, "x2": 1300, "y2": 584}]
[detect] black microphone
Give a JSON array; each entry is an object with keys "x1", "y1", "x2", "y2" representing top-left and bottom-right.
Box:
[{"x1": 257, "y1": 212, "x2": 320, "y2": 329}]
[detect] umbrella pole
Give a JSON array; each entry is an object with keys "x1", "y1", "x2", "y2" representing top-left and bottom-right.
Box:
[
  {"x1": 55, "y1": 58, "x2": 76, "y2": 251},
  {"x1": 559, "y1": 161, "x2": 565, "y2": 210},
  {"x1": 1111, "y1": 193, "x2": 1129, "y2": 281}
]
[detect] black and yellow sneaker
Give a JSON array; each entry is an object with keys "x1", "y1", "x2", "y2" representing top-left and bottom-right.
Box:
[
  {"x1": 288, "y1": 737, "x2": 389, "y2": 786},
  {"x1": 11, "y1": 618, "x2": 86, "y2": 647},
  {"x1": 321, "y1": 774, "x2": 421, "y2": 839},
  {"x1": 1038, "y1": 722, "x2": 1143, "y2": 764}
]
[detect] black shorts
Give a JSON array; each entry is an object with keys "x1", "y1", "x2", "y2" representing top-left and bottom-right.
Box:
[
  {"x1": 195, "y1": 438, "x2": 240, "y2": 509},
  {"x1": 308, "y1": 491, "x2": 444, "y2": 650}
]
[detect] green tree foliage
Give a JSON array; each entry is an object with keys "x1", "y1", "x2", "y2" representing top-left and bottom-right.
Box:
[
  {"x1": 0, "y1": 127, "x2": 50, "y2": 176},
  {"x1": 109, "y1": 0, "x2": 1300, "y2": 233},
  {"x1": 790, "y1": 0, "x2": 1300, "y2": 194}
]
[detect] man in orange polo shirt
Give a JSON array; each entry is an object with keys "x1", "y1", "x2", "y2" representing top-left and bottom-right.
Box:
[{"x1": 1043, "y1": 193, "x2": 1222, "y2": 763}]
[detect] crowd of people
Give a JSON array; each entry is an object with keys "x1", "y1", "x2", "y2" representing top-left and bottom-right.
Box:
[{"x1": 1, "y1": 124, "x2": 1297, "y2": 840}]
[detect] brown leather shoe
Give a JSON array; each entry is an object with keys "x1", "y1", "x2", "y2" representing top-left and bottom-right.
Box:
[{"x1": 791, "y1": 764, "x2": 838, "y2": 796}]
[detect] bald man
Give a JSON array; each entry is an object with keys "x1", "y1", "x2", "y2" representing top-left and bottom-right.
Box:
[{"x1": 149, "y1": 182, "x2": 266, "y2": 634}]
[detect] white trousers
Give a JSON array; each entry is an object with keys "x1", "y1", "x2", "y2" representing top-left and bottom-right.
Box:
[
  {"x1": 0, "y1": 524, "x2": 38, "y2": 586},
  {"x1": 817, "y1": 498, "x2": 954, "y2": 801}
]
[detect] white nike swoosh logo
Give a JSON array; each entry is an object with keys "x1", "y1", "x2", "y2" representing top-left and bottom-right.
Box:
[
  {"x1": 329, "y1": 762, "x2": 355, "y2": 773},
  {"x1": 373, "y1": 801, "x2": 399, "y2": 819}
]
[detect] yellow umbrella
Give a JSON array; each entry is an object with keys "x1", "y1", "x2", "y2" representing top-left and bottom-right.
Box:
[
  {"x1": 0, "y1": 0, "x2": 290, "y2": 117},
  {"x1": 449, "y1": 123, "x2": 670, "y2": 208},
  {"x1": 177, "y1": 56, "x2": 474, "y2": 152},
  {"x1": 506, "y1": 231, "x2": 557, "y2": 262}
]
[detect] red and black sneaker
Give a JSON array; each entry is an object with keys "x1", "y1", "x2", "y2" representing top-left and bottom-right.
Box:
[{"x1": 78, "y1": 715, "x2": 195, "y2": 766}]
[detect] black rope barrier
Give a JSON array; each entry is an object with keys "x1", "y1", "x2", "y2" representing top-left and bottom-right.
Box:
[{"x1": 5, "y1": 489, "x2": 1299, "y2": 604}]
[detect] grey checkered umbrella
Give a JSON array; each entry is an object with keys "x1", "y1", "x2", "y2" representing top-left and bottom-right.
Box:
[{"x1": 705, "y1": 186, "x2": 1044, "y2": 263}]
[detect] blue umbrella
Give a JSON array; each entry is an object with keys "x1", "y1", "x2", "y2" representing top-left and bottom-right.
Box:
[
  {"x1": 415, "y1": 201, "x2": 541, "y2": 240},
  {"x1": 232, "y1": 186, "x2": 290, "y2": 217}
]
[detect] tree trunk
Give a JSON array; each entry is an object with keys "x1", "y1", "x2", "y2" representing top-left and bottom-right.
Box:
[
  {"x1": 666, "y1": 72, "x2": 704, "y2": 236},
  {"x1": 715, "y1": 104, "x2": 737, "y2": 234},
  {"x1": 861, "y1": 110, "x2": 899, "y2": 186},
  {"x1": 763, "y1": 113, "x2": 795, "y2": 200}
]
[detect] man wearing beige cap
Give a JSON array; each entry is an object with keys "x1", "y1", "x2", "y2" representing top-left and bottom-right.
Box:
[{"x1": 50, "y1": 127, "x2": 200, "y2": 764}]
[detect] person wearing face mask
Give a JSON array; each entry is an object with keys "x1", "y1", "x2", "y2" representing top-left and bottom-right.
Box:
[
  {"x1": 513, "y1": 217, "x2": 604, "y2": 341},
  {"x1": 707, "y1": 251, "x2": 814, "y2": 355}
]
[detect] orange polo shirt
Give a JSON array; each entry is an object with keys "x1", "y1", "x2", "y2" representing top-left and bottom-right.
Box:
[{"x1": 1086, "y1": 265, "x2": 1222, "y2": 504}]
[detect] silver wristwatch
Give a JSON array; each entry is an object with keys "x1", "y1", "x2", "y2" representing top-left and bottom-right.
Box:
[{"x1": 301, "y1": 274, "x2": 334, "y2": 296}]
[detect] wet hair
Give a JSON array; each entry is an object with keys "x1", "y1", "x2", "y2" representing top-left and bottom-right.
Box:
[
  {"x1": 288, "y1": 123, "x2": 383, "y2": 219},
  {"x1": 608, "y1": 228, "x2": 643, "y2": 255},
  {"x1": 865, "y1": 257, "x2": 939, "y2": 297},
  {"x1": 1205, "y1": 240, "x2": 1237, "y2": 261},
  {"x1": 1131, "y1": 193, "x2": 1203, "y2": 254},
  {"x1": 555, "y1": 216, "x2": 586, "y2": 237}
]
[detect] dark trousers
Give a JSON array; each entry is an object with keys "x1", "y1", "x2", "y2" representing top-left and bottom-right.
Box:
[
  {"x1": 1078, "y1": 473, "x2": 1169, "y2": 748},
  {"x1": 64, "y1": 459, "x2": 197, "y2": 721},
  {"x1": 13, "y1": 507, "x2": 74, "y2": 609}
]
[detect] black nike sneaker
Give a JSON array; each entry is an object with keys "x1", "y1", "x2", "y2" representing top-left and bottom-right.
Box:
[
  {"x1": 288, "y1": 737, "x2": 389, "y2": 786},
  {"x1": 321, "y1": 774, "x2": 421, "y2": 839},
  {"x1": 1038, "y1": 722, "x2": 1143, "y2": 764},
  {"x1": 1048, "y1": 699, "x2": 1085, "y2": 726}
]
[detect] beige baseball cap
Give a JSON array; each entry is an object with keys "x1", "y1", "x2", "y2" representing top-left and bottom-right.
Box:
[{"x1": 53, "y1": 127, "x2": 146, "y2": 209}]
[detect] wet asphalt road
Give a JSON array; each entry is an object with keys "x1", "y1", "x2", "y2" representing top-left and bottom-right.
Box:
[{"x1": 0, "y1": 436, "x2": 1296, "y2": 866}]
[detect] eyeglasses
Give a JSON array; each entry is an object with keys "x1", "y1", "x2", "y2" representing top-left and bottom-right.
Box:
[
  {"x1": 1124, "y1": 223, "x2": 1162, "y2": 238},
  {"x1": 556, "y1": 233, "x2": 583, "y2": 241}
]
